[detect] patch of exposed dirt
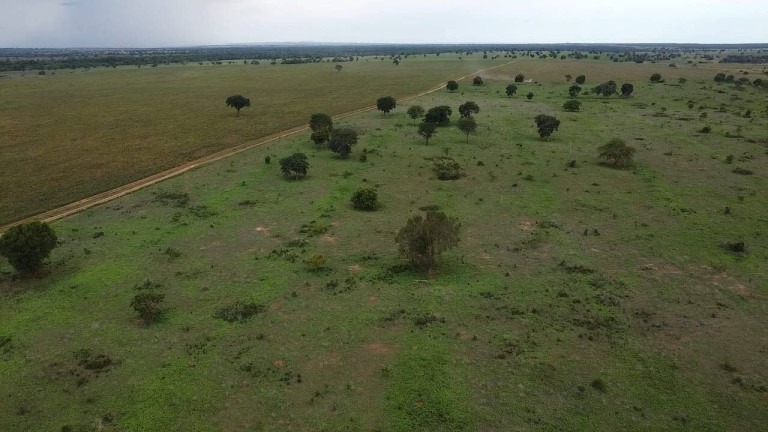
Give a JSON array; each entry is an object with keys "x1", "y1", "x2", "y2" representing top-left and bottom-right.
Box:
[{"x1": 366, "y1": 342, "x2": 393, "y2": 354}]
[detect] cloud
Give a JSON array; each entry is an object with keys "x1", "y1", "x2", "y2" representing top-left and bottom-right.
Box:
[{"x1": 0, "y1": 0, "x2": 766, "y2": 47}]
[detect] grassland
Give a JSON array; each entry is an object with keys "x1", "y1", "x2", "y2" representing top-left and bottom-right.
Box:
[
  {"x1": 0, "y1": 55, "x2": 510, "y2": 225},
  {"x1": 1, "y1": 58, "x2": 767, "y2": 431}
]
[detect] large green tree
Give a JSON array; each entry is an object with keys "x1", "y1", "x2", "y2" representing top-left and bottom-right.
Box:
[
  {"x1": 534, "y1": 114, "x2": 561, "y2": 139},
  {"x1": 395, "y1": 210, "x2": 461, "y2": 276},
  {"x1": 505, "y1": 84, "x2": 518, "y2": 97},
  {"x1": 329, "y1": 128, "x2": 359, "y2": 158},
  {"x1": 407, "y1": 105, "x2": 425, "y2": 124},
  {"x1": 598, "y1": 138, "x2": 636, "y2": 167},
  {"x1": 418, "y1": 122, "x2": 437, "y2": 144},
  {"x1": 458, "y1": 101, "x2": 480, "y2": 118},
  {"x1": 0, "y1": 221, "x2": 58, "y2": 273},
  {"x1": 279, "y1": 153, "x2": 309, "y2": 179},
  {"x1": 568, "y1": 85, "x2": 582, "y2": 98},
  {"x1": 225, "y1": 95, "x2": 251, "y2": 116},
  {"x1": 376, "y1": 96, "x2": 397, "y2": 115},
  {"x1": 424, "y1": 106, "x2": 453, "y2": 125},
  {"x1": 446, "y1": 80, "x2": 459, "y2": 92},
  {"x1": 620, "y1": 83, "x2": 634, "y2": 98},
  {"x1": 457, "y1": 116, "x2": 478, "y2": 143}
]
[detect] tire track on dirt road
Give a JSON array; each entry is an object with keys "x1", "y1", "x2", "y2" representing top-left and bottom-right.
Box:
[{"x1": 1, "y1": 60, "x2": 518, "y2": 233}]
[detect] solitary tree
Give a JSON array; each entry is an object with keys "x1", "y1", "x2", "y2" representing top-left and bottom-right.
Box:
[
  {"x1": 526, "y1": 92, "x2": 534, "y2": 100},
  {"x1": 593, "y1": 81, "x2": 618, "y2": 97},
  {"x1": 568, "y1": 85, "x2": 582, "y2": 98},
  {"x1": 515, "y1": 73, "x2": 525, "y2": 83},
  {"x1": 424, "y1": 106, "x2": 453, "y2": 125},
  {"x1": 309, "y1": 113, "x2": 333, "y2": 133},
  {"x1": 395, "y1": 210, "x2": 461, "y2": 276},
  {"x1": 563, "y1": 100, "x2": 582, "y2": 112},
  {"x1": 598, "y1": 138, "x2": 636, "y2": 167},
  {"x1": 279, "y1": 153, "x2": 309, "y2": 179},
  {"x1": 418, "y1": 122, "x2": 438, "y2": 144},
  {"x1": 329, "y1": 128, "x2": 358, "y2": 158},
  {"x1": 446, "y1": 80, "x2": 459, "y2": 92},
  {"x1": 225, "y1": 95, "x2": 251, "y2": 116},
  {"x1": 473, "y1": 76, "x2": 484, "y2": 86},
  {"x1": 575, "y1": 75, "x2": 586, "y2": 84},
  {"x1": 534, "y1": 114, "x2": 561, "y2": 139},
  {"x1": 620, "y1": 83, "x2": 634, "y2": 97},
  {"x1": 714, "y1": 73, "x2": 726, "y2": 83},
  {"x1": 505, "y1": 84, "x2": 518, "y2": 97},
  {"x1": 650, "y1": 73, "x2": 663, "y2": 83},
  {"x1": 0, "y1": 222, "x2": 58, "y2": 274},
  {"x1": 457, "y1": 116, "x2": 478, "y2": 143},
  {"x1": 407, "y1": 105, "x2": 425, "y2": 124},
  {"x1": 335, "y1": 64, "x2": 343, "y2": 72},
  {"x1": 351, "y1": 186, "x2": 379, "y2": 210},
  {"x1": 458, "y1": 101, "x2": 480, "y2": 118},
  {"x1": 376, "y1": 96, "x2": 397, "y2": 115}
]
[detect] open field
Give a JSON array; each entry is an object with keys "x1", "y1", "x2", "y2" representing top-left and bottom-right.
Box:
[
  {"x1": 1, "y1": 60, "x2": 767, "y2": 431},
  {"x1": 0, "y1": 55, "x2": 509, "y2": 225}
]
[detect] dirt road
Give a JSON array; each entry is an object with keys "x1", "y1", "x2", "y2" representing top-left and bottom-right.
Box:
[{"x1": 0, "y1": 60, "x2": 518, "y2": 233}]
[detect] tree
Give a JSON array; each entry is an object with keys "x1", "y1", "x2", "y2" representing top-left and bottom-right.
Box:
[
  {"x1": 418, "y1": 122, "x2": 437, "y2": 144},
  {"x1": 351, "y1": 187, "x2": 378, "y2": 210},
  {"x1": 225, "y1": 95, "x2": 251, "y2": 116},
  {"x1": 335, "y1": 64, "x2": 343, "y2": 72},
  {"x1": 593, "y1": 81, "x2": 617, "y2": 97},
  {"x1": 575, "y1": 75, "x2": 586, "y2": 85},
  {"x1": 446, "y1": 80, "x2": 459, "y2": 92},
  {"x1": 505, "y1": 84, "x2": 518, "y2": 97},
  {"x1": 457, "y1": 116, "x2": 478, "y2": 143},
  {"x1": 473, "y1": 76, "x2": 483, "y2": 86},
  {"x1": 424, "y1": 106, "x2": 453, "y2": 125},
  {"x1": 620, "y1": 83, "x2": 634, "y2": 98},
  {"x1": 279, "y1": 153, "x2": 309, "y2": 179},
  {"x1": 565, "y1": 74, "x2": 572, "y2": 82},
  {"x1": 395, "y1": 210, "x2": 461, "y2": 276},
  {"x1": 309, "y1": 113, "x2": 333, "y2": 133},
  {"x1": 515, "y1": 73, "x2": 525, "y2": 83},
  {"x1": 598, "y1": 138, "x2": 636, "y2": 167},
  {"x1": 534, "y1": 114, "x2": 561, "y2": 139},
  {"x1": 650, "y1": 73, "x2": 663, "y2": 83},
  {"x1": 329, "y1": 128, "x2": 358, "y2": 158},
  {"x1": 714, "y1": 73, "x2": 726, "y2": 83},
  {"x1": 526, "y1": 92, "x2": 534, "y2": 100},
  {"x1": 458, "y1": 101, "x2": 480, "y2": 118},
  {"x1": 568, "y1": 85, "x2": 582, "y2": 98},
  {"x1": 311, "y1": 129, "x2": 330, "y2": 148},
  {"x1": 407, "y1": 105, "x2": 425, "y2": 124},
  {"x1": 0, "y1": 222, "x2": 58, "y2": 274},
  {"x1": 131, "y1": 292, "x2": 165, "y2": 323},
  {"x1": 376, "y1": 96, "x2": 397, "y2": 115},
  {"x1": 563, "y1": 100, "x2": 582, "y2": 112}
]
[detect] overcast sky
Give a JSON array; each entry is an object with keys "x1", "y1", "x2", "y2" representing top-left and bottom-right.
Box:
[{"x1": 1, "y1": 0, "x2": 767, "y2": 48}]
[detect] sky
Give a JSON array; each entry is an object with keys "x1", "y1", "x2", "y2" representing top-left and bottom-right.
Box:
[{"x1": 1, "y1": 0, "x2": 767, "y2": 48}]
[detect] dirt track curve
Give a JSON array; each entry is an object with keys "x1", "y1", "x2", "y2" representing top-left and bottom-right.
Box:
[{"x1": 1, "y1": 60, "x2": 518, "y2": 233}]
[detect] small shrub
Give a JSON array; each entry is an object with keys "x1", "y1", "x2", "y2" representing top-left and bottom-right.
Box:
[
  {"x1": 130, "y1": 292, "x2": 165, "y2": 323},
  {"x1": 264, "y1": 155, "x2": 271, "y2": 164},
  {"x1": 699, "y1": 126, "x2": 711, "y2": 134},
  {"x1": 351, "y1": 187, "x2": 379, "y2": 211},
  {"x1": 732, "y1": 168, "x2": 753, "y2": 175},
  {"x1": 433, "y1": 157, "x2": 465, "y2": 180},
  {"x1": 214, "y1": 301, "x2": 265, "y2": 323},
  {"x1": 590, "y1": 378, "x2": 607, "y2": 392},
  {"x1": 563, "y1": 100, "x2": 582, "y2": 112},
  {"x1": 304, "y1": 254, "x2": 327, "y2": 271},
  {"x1": 724, "y1": 242, "x2": 746, "y2": 253}
]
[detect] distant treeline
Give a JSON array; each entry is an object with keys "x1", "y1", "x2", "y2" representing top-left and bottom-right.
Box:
[
  {"x1": 1, "y1": 43, "x2": 767, "y2": 71},
  {"x1": 720, "y1": 54, "x2": 768, "y2": 64}
]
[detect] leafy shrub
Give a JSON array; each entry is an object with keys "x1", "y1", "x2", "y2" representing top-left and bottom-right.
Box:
[
  {"x1": 130, "y1": 292, "x2": 165, "y2": 323},
  {"x1": 433, "y1": 157, "x2": 465, "y2": 180},
  {"x1": 214, "y1": 301, "x2": 265, "y2": 323},
  {"x1": 279, "y1": 153, "x2": 309, "y2": 179},
  {"x1": 0, "y1": 222, "x2": 58, "y2": 273},
  {"x1": 395, "y1": 210, "x2": 461, "y2": 274},
  {"x1": 563, "y1": 100, "x2": 582, "y2": 112},
  {"x1": 304, "y1": 254, "x2": 327, "y2": 271},
  {"x1": 351, "y1": 187, "x2": 379, "y2": 210}
]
